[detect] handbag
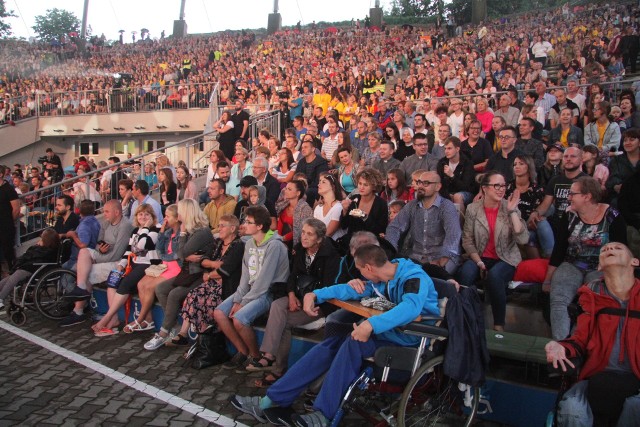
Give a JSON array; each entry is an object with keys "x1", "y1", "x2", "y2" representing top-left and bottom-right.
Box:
[
  {"x1": 295, "y1": 274, "x2": 321, "y2": 299},
  {"x1": 145, "y1": 263, "x2": 168, "y2": 277}
]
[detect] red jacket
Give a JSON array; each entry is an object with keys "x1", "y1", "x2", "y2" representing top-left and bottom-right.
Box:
[{"x1": 560, "y1": 278, "x2": 640, "y2": 381}]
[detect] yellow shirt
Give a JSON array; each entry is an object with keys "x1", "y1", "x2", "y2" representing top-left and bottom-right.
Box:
[
  {"x1": 596, "y1": 122, "x2": 607, "y2": 149},
  {"x1": 313, "y1": 93, "x2": 331, "y2": 115},
  {"x1": 560, "y1": 128, "x2": 570, "y2": 147}
]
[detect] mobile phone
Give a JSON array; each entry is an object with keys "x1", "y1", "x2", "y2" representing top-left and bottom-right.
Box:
[{"x1": 194, "y1": 250, "x2": 205, "y2": 255}]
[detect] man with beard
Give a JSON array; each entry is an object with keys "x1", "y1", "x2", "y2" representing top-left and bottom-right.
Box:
[
  {"x1": 528, "y1": 146, "x2": 587, "y2": 231},
  {"x1": 385, "y1": 171, "x2": 462, "y2": 274},
  {"x1": 231, "y1": 99, "x2": 250, "y2": 141},
  {"x1": 54, "y1": 195, "x2": 80, "y2": 237}
]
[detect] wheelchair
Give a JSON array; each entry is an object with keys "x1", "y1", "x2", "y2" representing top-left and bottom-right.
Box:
[
  {"x1": 6, "y1": 239, "x2": 77, "y2": 325},
  {"x1": 330, "y1": 280, "x2": 481, "y2": 427}
]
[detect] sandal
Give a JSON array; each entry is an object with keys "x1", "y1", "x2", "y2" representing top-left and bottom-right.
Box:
[
  {"x1": 165, "y1": 334, "x2": 190, "y2": 347},
  {"x1": 123, "y1": 320, "x2": 155, "y2": 333},
  {"x1": 254, "y1": 372, "x2": 283, "y2": 388},
  {"x1": 245, "y1": 354, "x2": 276, "y2": 372},
  {"x1": 95, "y1": 327, "x2": 119, "y2": 337}
]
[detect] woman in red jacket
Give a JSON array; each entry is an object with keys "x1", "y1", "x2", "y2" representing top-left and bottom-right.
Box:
[{"x1": 545, "y1": 242, "x2": 640, "y2": 426}]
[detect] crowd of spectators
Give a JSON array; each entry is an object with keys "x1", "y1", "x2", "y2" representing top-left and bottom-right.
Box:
[{"x1": 0, "y1": 2, "x2": 640, "y2": 424}]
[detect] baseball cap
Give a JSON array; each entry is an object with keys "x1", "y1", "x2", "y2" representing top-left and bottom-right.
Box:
[
  {"x1": 237, "y1": 176, "x2": 258, "y2": 187},
  {"x1": 546, "y1": 143, "x2": 564, "y2": 153}
]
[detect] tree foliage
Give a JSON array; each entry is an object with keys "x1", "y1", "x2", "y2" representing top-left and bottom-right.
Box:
[
  {"x1": 0, "y1": 0, "x2": 16, "y2": 38},
  {"x1": 32, "y1": 8, "x2": 80, "y2": 41},
  {"x1": 389, "y1": 0, "x2": 437, "y2": 17}
]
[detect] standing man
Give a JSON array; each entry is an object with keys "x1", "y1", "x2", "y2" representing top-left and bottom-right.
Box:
[
  {"x1": 0, "y1": 170, "x2": 19, "y2": 274},
  {"x1": 386, "y1": 171, "x2": 462, "y2": 273},
  {"x1": 231, "y1": 99, "x2": 250, "y2": 142},
  {"x1": 43, "y1": 148, "x2": 63, "y2": 183},
  {"x1": 204, "y1": 178, "x2": 237, "y2": 234},
  {"x1": 287, "y1": 88, "x2": 303, "y2": 126},
  {"x1": 486, "y1": 126, "x2": 523, "y2": 181},
  {"x1": 108, "y1": 156, "x2": 127, "y2": 202}
]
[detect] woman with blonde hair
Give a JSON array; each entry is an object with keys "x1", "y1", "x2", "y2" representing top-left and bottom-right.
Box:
[
  {"x1": 144, "y1": 198, "x2": 215, "y2": 350},
  {"x1": 92, "y1": 204, "x2": 161, "y2": 335}
]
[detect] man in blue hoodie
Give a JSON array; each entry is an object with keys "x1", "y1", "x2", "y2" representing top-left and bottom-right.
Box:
[{"x1": 231, "y1": 244, "x2": 439, "y2": 426}]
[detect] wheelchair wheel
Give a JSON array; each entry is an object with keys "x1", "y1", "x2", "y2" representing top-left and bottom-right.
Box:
[
  {"x1": 398, "y1": 355, "x2": 479, "y2": 427},
  {"x1": 34, "y1": 268, "x2": 76, "y2": 320},
  {"x1": 10, "y1": 309, "x2": 26, "y2": 326}
]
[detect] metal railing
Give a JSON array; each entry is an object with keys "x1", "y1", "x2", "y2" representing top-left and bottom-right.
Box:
[{"x1": 17, "y1": 131, "x2": 220, "y2": 243}]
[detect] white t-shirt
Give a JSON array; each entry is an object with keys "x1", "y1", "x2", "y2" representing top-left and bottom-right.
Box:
[{"x1": 314, "y1": 202, "x2": 346, "y2": 241}]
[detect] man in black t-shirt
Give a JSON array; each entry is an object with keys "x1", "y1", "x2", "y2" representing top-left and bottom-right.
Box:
[
  {"x1": 231, "y1": 99, "x2": 250, "y2": 141},
  {"x1": 528, "y1": 146, "x2": 586, "y2": 229},
  {"x1": 0, "y1": 171, "x2": 19, "y2": 270},
  {"x1": 54, "y1": 195, "x2": 80, "y2": 237}
]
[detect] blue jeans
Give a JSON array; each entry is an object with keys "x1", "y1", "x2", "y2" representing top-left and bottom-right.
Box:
[
  {"x1": 216, "y1": 292, "x2": 273, "y2": 326},
  {"x1": 531, "y1": 219, "x2": 555, "y2": 258},
  {"x1": 267, "y1": 335, "x2": 389, "y2": 420},
  {"x1": 198, "y1": 190, "x2": 210, "y2": 205},
  {"x1": 456, "y1": 258, "x2": 515, "y2": 326}
]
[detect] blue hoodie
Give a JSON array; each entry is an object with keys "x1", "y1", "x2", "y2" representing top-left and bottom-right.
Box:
[{"x1": 314, "y1": 258, "x2": 439, "y2": 346}]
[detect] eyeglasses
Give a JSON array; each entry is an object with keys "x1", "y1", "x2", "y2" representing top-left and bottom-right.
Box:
[
  {"x1": 414, "y1": 180, "x2": 439, "y2": 187},
  {"x1": 244, "y1": 220, "x2": 256, "y2": 225},
  {"x1": 498, "y1": 135, "x2": 516, "y2": 140},
  {"x1": 484, "y1": 183, "x2": 507, "y2": 190}
]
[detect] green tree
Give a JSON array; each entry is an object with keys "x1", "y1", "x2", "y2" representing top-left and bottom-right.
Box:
[
  {"x1": 32, "y1": 8, "x2": 80, "y2": 42},
  {"x1": 388, "y1": 0, "x2": 433, "y2": 17},
  {"x1": 0, "y1": 0, "x2": 16, "y2": 38}
]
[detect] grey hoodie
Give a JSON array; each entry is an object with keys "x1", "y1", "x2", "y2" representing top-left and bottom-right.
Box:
[{"x1": 233, "y1": 229, "x2": 290, "y2": 306}]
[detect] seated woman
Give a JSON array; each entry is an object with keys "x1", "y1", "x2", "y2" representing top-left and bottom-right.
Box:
[
  {"x1": 176, "y1": 165, "x2": 197, "y2": 201},
  {"x1": 158, "y1": 167, "x2": 177, "y2": 216},
  {"x1": 582, "y1": 145, "x2": 609, "y2": 191},
  {"x1": 506, "y1": 154, "x2": 554, "y2": 258},
  {"x1": 245, "y1": 218, "x2": 341, "y2": 387},
  {"x1": 144, "y1": 198, "x2": 215, "y2": 350},
  {"x1": 545, "y1": 243, "x2": 640, "y2": 427},
  {"x1": 173, "y1": 215, "x2": 245, "y2": 346},
  {"x1": 227, "y1": 147, "x2": 253, "y2": 199},
  {"x1": 0, "y1": 228, "x2": 59, "y2": 310},
  {"x1": 457, "y1": 171, "x2": 528, "y2": 331},
  {"x1": 277, "y1": 180, "x2": 313, "y2": 250},
  {"x1": 549, "y1": 107, "x2": 584, "y2": 148},
  {"x1": 340, "y1": 168, "x2": 388, "y2": 238},
  {"x1": 91, "y1": 204, "x2": 161, "y2": 333},
  {"x1": 314, "y1": 173, "x2": 346, "y2": 241},
  {"x1": 542, "y1": 176, "x2": 627, "y2": 340},
  {"x1": 270, "y1": 147, "x2": 297, "y2": 187},
  {"x1": 335, "y1": 147, "x2": 359, "y2": 195},
  {"x1": 118, "y1": 204, "x2": 182, "y2": 334}
]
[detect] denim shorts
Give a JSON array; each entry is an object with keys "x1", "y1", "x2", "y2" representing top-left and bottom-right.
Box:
[{"x1": 217, "y1": 292, "x2": 273, "y2": 326}]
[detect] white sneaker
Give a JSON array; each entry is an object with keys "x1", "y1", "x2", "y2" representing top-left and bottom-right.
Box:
[{"x1": 144, "y1": 333, "x2": 167, "y2": 350}]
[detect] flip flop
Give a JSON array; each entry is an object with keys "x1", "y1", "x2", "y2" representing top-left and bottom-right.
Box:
[
  {"x1": 254, "y1": 372, "x2": 284, "y2": 388},
  {"x1": 95, "y1": 327, "x2": 119, "y2": 337}
]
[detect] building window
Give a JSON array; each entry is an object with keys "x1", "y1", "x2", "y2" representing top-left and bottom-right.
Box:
[
  {"x1": 114, "y1": 140, "x2": 136, "y2": 155},
  {"x1": 79, "y1": 142, "x2": 99, "y2": 155}
]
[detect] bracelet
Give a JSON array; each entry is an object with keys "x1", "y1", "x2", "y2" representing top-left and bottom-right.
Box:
[{"x1": 508, "y1": 209, "x2": 518, "y2": 215}]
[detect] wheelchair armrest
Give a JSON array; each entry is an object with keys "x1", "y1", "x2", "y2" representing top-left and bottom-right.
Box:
[{"x1": 399, "y1": 320, "x2": 448, "y2": 338}]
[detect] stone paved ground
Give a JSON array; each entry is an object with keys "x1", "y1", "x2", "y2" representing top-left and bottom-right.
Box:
[{"x1": 0, "y1": 313, "x2": 373, "y2": 426}]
